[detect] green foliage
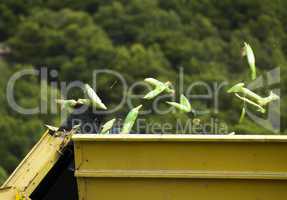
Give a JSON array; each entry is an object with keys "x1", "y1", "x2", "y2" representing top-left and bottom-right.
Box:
[
  {"x1": 0, "y1": 61, "x2": 59, "y2": 174},
  {"x1": 0, "y1": 166, "x2": 7, "y2": 184},
  {"x1": 7, "y1": 9, "x2": 113, "y2": 73}
]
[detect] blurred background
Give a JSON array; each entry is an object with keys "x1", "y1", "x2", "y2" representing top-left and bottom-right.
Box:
[{"x1": 0, "y1": 0, "x2": 286, "y2": 183}]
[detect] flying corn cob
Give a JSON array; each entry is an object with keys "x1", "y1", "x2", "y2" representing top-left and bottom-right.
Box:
[
  {"x1": 242, "y1": 42, "x2": 256, "y2": 80},
  {"x1": 44, "y1": 124, "x2": 59, "y2": 132},
  {"x1": 239, "y1": 106, "x2": 246, "y2": 123},
  {"x1": 84, "y1": 84, "x2": 107, "y2": 110},
  {"x1": 72, "y1": 124, "x2": 81, "y2": 131},
  {"x1": 228, "y1": 83, "x2": 279, "y2": 107},
  {"x1": 144, "y1": 78, "x2": 174, "y2": 99},
  {"x1": 44, "y1": 124, "x2": 61, "y2": 136},
  {"x1": 166, "y1": 94, "x2": 192, "y2": 113},
  {"x1": 100, "y1": 118, "x2": 116, "y2": 134},
  {"x1": 235, "y1": 93, "x2": 266, "y2": 113},
  {"x1": 228, "y1": 82, "x2": 279, "y2": 122},
  {"x1": 121, "y1": 105, "x2": 142, "y2": 134}
]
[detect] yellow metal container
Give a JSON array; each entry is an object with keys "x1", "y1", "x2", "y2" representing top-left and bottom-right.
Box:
[{"x1": 73, "y1": 134, "x2": 287, "y2": 200}]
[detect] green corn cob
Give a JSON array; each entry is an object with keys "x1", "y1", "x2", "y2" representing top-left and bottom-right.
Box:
[
  {"x1": 239, "y1": 107, "x2": 246, "y2": 123},
  {"x1": 242, "y1": 42, "x2": 256, "y2": 80},
  {"x1": 166, "y1": 94, "x2": 192, "y2": 113},
  {"x1": 100, "y1": 118, "x2": 116, "y2": 134},
  {"x1": 228, "y1": 83, "x2": 279, "y2": 107},
  {"x1": 84, "y1": 84, "x2": 107, "y2": 110},
  {"x1": 143, "y1": 78, "x2": 174, "y2": 99},
  {"x1": 121, "y1": 105, "x2": 142, "y2": 134}
]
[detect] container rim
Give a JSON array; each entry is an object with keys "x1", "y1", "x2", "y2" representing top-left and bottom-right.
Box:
[{"x1": 72, "y1": 134, "x2": 287, "y2": 142}]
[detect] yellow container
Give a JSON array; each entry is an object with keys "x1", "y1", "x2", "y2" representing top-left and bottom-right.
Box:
[{"x1": 73, "y1": 134, "x2": 287, "y2": 200}]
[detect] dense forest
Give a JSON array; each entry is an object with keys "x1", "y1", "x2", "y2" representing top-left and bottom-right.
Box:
[{"x1": 0, "y1": 0, "x2": 286, "y2": 183}]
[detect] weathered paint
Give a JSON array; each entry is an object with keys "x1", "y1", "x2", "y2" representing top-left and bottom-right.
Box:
[{"x1": 73, "y1": 134, "x2": 287, "y2": 200}]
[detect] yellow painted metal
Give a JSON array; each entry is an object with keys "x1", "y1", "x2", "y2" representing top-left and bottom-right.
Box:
[
  {"x1": 1, "y1": 130, "x2": 73, "y2": 200},
  {"x1": 73, "y1": 134, "x2": 287, "y2": 200},
  {"x1": 0, "y1": 187, "x2": 18, "y2": 199},
  {"x1": 0, "y1": 187, "x2": 31, "y2": 200}
]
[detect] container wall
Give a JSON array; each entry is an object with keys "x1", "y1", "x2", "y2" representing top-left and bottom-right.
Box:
[{"x1": 73, "y1": 134, "x2": 287, "y2": 200}]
